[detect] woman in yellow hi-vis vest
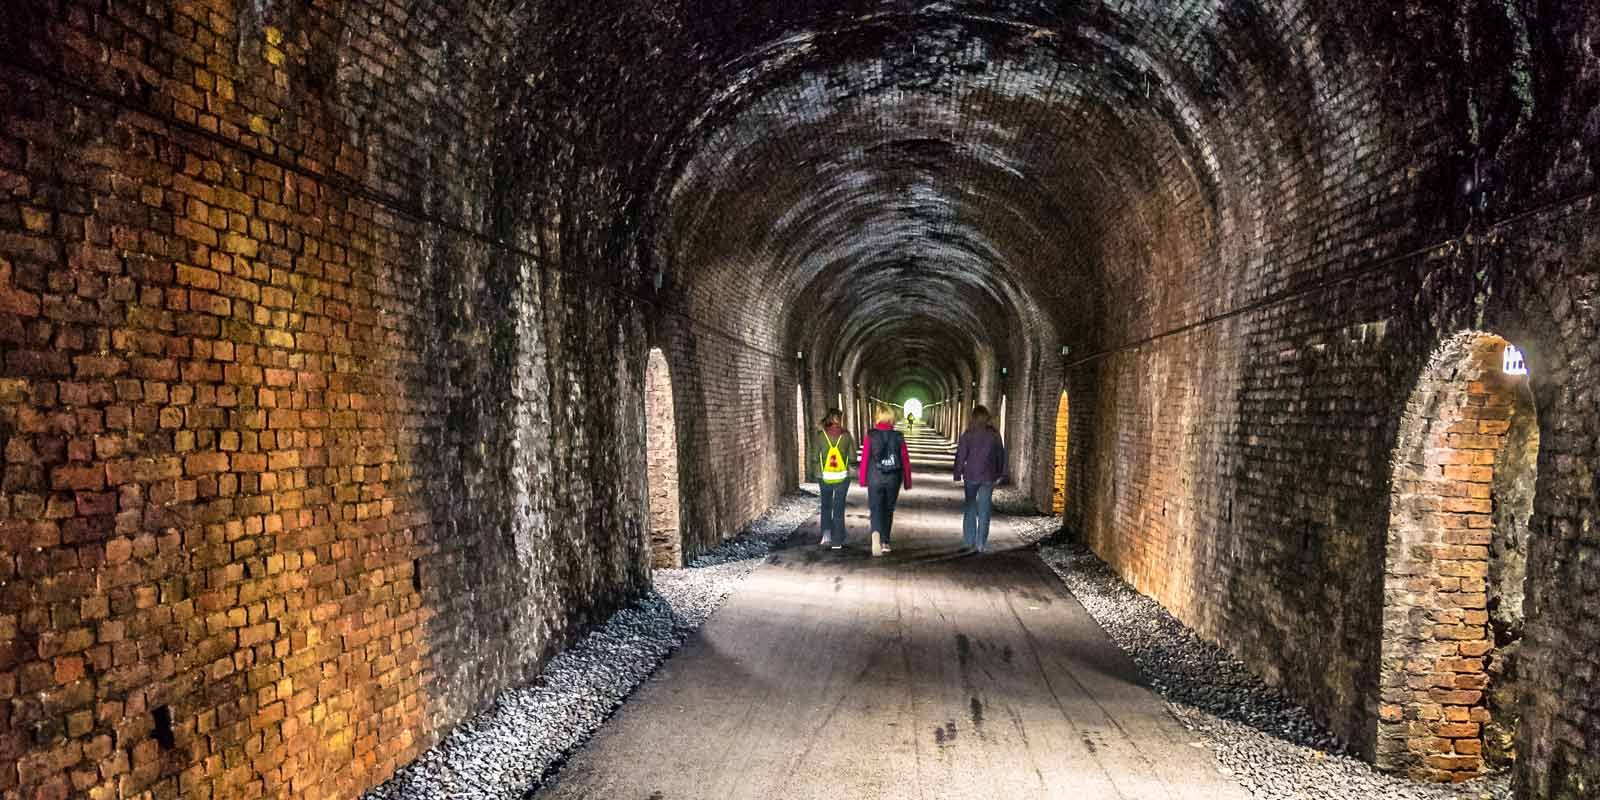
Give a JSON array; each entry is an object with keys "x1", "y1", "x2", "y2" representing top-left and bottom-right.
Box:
[{"x1": 814, "y1": 409, "x2": 857, "y2": 550}]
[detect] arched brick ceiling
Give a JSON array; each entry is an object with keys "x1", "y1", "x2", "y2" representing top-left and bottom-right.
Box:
[
  {"x1": 642, "y1": 3, "x2": 1246, "y2": 395},
  {"x1": 494, "y1": 0, "x2": 1443, "y2": 404}
]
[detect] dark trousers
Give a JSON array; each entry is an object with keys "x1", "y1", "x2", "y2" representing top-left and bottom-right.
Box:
[
  {"x1": 868, "y1": 481, "x2": 901, "y2": 543},
  {"x1": 819, "y1": 481, "x2": 848, "y2": 543},
  {"x1": 963, "y1": 481, "x2": 996, "y2": 551}
]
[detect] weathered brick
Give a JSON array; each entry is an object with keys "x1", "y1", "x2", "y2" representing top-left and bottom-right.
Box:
[
  {"x1": 51, "y1": 466, "x2": 105, "y2": 492},
  {"x1": 183, "y1": 452, "x2": 229, "y2": 476}
]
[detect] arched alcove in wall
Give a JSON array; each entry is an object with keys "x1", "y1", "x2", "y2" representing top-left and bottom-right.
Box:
[
  {"x1": 1376, "y1": 332, "x2": 1540, "y2": 781},
  {"x1": 795, "y1": 383, "x2": 808, "y2": 482},
  {"x1": 1053, "y1": 389, "x2": 1070, "y2": 514},
  {"x1": 645, "y1": 348, "x2": 683, "y2": 568}
]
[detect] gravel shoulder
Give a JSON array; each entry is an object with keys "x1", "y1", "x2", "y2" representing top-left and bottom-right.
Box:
[
  {"x1": 362, "y1": 494, "x2": 816, "y2": 800},
  {"x1": 1036, "y1": 537, "x2": 1512, "y2": 800}
]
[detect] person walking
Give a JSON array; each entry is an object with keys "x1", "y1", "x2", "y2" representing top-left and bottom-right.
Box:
[
  {"x1": 953, "y1": 405, "x2": 1007, "y2": 553},
  {"x1": 859, "y1": 404, "x2": 912, "y2": 556},
  {"x1": 814, "y1": 409, "x2": 856, "y2": 550}
]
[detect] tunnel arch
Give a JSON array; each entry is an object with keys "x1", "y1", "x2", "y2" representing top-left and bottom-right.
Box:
[
  {"x1": 5, "y1": 1, "x2": 1597, "y2": 798},
  {"x1": 638, "y1": 6, "x2": 1280, "y2": 531},
  {"x1": 1376, "y1": 331, "x2": 1541, "y2": 781}
]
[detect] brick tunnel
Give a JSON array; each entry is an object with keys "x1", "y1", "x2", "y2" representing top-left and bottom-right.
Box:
[{"x1": 1, "y1": 1, "x2": 1598, "y2": 799}]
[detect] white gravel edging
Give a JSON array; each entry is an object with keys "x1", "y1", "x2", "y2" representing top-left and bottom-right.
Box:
[
  {"x1": 363, "y1": 493, "x2": 816, "y2": 800},
  {"x1": 1037, "y1": 538, "x2": 1512, "y2": 800}
]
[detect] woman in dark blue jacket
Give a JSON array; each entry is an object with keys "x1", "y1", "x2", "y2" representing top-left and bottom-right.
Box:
[{"x1": 953, "y1": 405, "x2": 1007, "y2": 553}]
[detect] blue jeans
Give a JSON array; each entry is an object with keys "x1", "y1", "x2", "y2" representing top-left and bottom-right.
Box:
[
  {"x1": 868, "y1": 482, "x2": 900, "y2": 543},
  {"x1": 819, "y1": 481, "x2": 848, "y2": 543},
  {"x1": 963, "y1": 482, "x2": 995, "y2": 551}
]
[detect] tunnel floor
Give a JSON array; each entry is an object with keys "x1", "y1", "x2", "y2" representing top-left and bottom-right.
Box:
[{"x1": 536, "y1": 438, "x2": 1246, "y2": 800}]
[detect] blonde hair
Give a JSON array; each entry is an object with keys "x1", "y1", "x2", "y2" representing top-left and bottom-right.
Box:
[{"x1": 874, "y1": 404, "x2": 897, "y2": 424}]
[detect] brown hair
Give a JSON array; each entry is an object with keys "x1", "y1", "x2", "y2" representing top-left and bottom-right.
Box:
[
  {"x1": 969, "y1": 405, "x2": 991, "y2": 428},
  {"x1": 820, "y1": 408, "x2": 843, "y2": 429}
]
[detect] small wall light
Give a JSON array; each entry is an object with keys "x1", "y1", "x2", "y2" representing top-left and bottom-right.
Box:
[{"x1": 1503, "y1": 345, "x2": 1528, "y2": 376}]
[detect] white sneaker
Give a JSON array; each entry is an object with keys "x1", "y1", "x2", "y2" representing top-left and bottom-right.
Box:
[
  {"x1": 881, "y1": 544, "x2": 892, "y2": 554},
  {"x1": 871, "y1": 530, "x2": 882, "y2": 557}
]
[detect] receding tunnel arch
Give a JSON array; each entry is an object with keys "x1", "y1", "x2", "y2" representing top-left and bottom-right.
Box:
[
  {"x1": 643, "y1": 15, "x2": 1230, "y2": 485},
  {"x1": 633, "y1": 7, "x2": 1296, "y2": 558},
  {"x1": 10, "y1": 1, "x2": 1597, "y2": 797}
]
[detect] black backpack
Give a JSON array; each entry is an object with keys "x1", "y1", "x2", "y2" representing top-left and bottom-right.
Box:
[{"x1": 870, "y1": 429, "x2": 904, "y2": 475}]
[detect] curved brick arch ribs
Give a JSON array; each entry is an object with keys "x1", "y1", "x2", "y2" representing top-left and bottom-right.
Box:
[
  {"x1": 1377, "y1": 331, "x2": 1540, "y2": 782},
  {"x1": 6, "y1": 2, "x2": 1600, "y2": 799}
]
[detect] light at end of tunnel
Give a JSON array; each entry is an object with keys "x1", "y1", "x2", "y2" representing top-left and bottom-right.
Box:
[
  {"x1": 904, "y1": 398, "x2": 924, "y2": 420},
  {"x1": 1503, "y1": 345, "x2": 1528, "y2": 376}
]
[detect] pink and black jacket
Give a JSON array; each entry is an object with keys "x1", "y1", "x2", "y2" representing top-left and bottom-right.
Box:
[{"x1": 858, "y1": 422, "x2": 913, "y2": 490}]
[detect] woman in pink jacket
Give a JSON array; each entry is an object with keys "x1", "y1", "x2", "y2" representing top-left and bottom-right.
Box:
[{"x1": 859, "y1": 404, "x2": 912, "y2": 556}]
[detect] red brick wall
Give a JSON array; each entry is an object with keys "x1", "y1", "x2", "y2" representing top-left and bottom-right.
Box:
[
  {"x1": 1046, "y1": 7, "x2": 1600, "y2": 795},
  {"x1": 648, "y1": 314, "x2": 798, "y2": 561},
  {"x1": 0, "y1": 2, "x2": 656, "y2": 797},
  {"x1": 3, "y1": 3, "x2": 1599, "y2": 799}
]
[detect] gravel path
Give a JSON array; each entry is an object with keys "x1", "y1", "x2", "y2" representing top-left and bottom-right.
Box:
[
  {"x1": 993, "y1": 484, "x2": 1044, "y2": 515},
  {"x1": 1036, "y1": 538, "x2": 1512, "y2": 800},
  {"x1": 362, "y1": 493, "x2": 816, "y2": 800}
]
